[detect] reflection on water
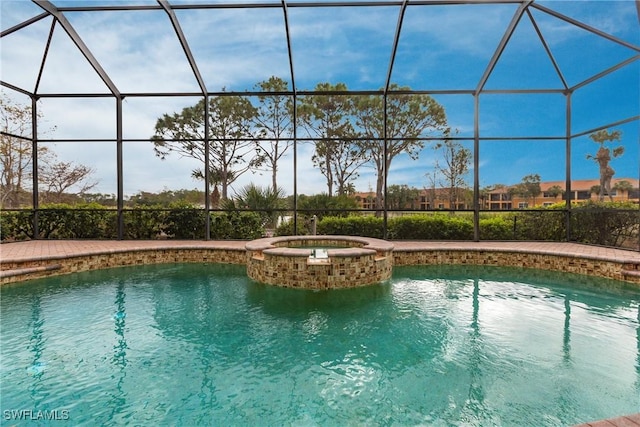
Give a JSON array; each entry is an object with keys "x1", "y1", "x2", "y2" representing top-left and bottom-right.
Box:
[
  {"x1": 1, "y1": 263, "x2": 638, "y2": 426},
  {"x1": 27, "y1": 295, "x2": 46, "y2": 406}
]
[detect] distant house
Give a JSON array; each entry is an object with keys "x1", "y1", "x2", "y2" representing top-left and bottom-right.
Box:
[
  {"x1": 353, "y1": 187, "x2": 471, "y2": 211},
  {"x1": 484, "y1": 178, "x2": 639, "y2": 210},
  {"x1": 352, "y1": 178, "x2": 639, "y2": 210}
]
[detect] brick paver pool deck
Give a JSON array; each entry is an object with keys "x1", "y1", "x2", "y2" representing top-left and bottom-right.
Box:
[
  {"x1": 2, "y1": 239, "x2": 639, "y2": 264},
  {"x1": 1, "y1": 240, "x2": 639, "y2": 285},
  {"x1": 1, "y1": 239, "x2": 639, "y2": 425}
]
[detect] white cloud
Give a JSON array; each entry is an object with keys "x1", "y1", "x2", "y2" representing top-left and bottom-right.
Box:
[{"x1": 2, "y1": 0, "x2": 637, "y2": 197}]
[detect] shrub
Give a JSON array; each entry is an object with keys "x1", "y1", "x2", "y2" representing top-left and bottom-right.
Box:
[
  {"x1": 296, "y1": 194, "x2": 359, "y2": 220},
  {"x1": 479, "y1": 216, "x2": 513, "y2": 240},
  {"x1": 317, "y1": 215, "x2": 384, "y2": 238},
  {"x1": 162, "y1": 202, "x2": 206, "y2": 239},
  {"x1": 570, "y1": 201, "x2": 638, "y2": 247},
  {"x1": 388, "y1": 214, "x2": 473, "y2": 240},
  {"x1": 210, "y1": 211, "x2": 264, "y2": 239},
  {"x1": 274, "y1": 217, "x2": 311, "y2": 236},
  {"x1": 508, "y1": 204, "x2": 566, "y2": 241},
  {"x1": 123, "y1": 206, "x2": 167, "y2": 239},
  {"x1": 0, "y1": 210, "x2": 31, "y2": 241},
  {"x1": 37, "y1": 203, "x2": 116, "y2": 239}
]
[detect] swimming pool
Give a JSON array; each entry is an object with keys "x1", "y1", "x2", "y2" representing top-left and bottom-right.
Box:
[{"x1": 1, "y1": 264, "x2": 638, "y2": 426}]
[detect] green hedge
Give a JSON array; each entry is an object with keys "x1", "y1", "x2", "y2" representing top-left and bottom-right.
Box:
[
  {"x1": 507, "y1": 205, "x2": 566, "y2": 241},
  {"x1": 1, "y1": 203, "x2": 636, "y2": 248},
  {"x1": 389, "y1": 214, "x2": 473, "y2": 240},
  {"x1": 0, "y1": 209, "x2": 31, "y2": 241},
  {"x1": 161, "y1": 202, "x2": 206, "y2": 239},
  {"x1": 478, "y1": 216, "x2": 512, "y2": 240},
  {"x1": 210, "y1": 211, "x2": 264, "y2": 240},
  {"x1": 275, "y1": 206, "x2": 637, "y2": 249},
  {"x1": 0, "y1": 203, "x2": 117, "y2": 240},
  {"x1": 0, "y1": 205, "x2": 266, "y2": 241},
  {"x1": 274, "y1": 217, "x2": 309, "y2": 236},
  {"x1": 123, "y1": 207, "x2": 166, "y2": 239},
  {"x1": 318, "y1": 215, "x2": 385, "y2": 238},
  {"x1": 569, "y1": 201, "x2": 638, "y2": 247}
]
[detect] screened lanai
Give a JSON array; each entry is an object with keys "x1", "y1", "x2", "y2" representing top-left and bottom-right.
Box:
[{"x1": 1, "y1": 0, "x2": 639, "y2": 245}]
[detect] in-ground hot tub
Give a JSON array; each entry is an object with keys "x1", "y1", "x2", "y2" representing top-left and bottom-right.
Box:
[{"x1": 245, "y1": 235, "x2": 394, "y2": 290}]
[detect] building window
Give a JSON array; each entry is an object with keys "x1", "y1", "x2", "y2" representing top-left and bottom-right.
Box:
[
  {"x1": 576, "y1": 191, "x2": 591, "y2": 200},
  {"x1": 542, "y1": 191, "x2": 562, "y2": 198},
  {"x1": 518, "y1": 202, "x2": 528, "y2": 209}
]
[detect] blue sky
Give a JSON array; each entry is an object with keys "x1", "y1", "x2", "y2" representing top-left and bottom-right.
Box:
[{"x1": 1, "y1": 0, "x2": 638, "y2": 197}]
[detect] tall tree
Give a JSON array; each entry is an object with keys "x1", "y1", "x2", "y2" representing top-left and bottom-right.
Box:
[
  {"x1": 586, "y1": 129, "x2": 624, "y2": 201},
  {"x1": 151, "y1": 93, "x2": 263, "y2": 200},
  {"x1": 0, "y1": 94, "x2": 40, "y2": 208},
  {"x1": 298, "y1": 83, "x2": 368, "y2": 196},
  {"x1": 39, "y1": 160, "x2": 97, "y2": 204},
  {"x1": 433, "y1": 131, "x2": 471, "y2": 210},
  {"x1": 1, "y1": 95, "x2": 94, "y2": 207},
  {"x1": 222, "y1": 183, "x2": 286, "y2": 229},
  {"x1": 354, "y1": 84, "x2": 448, "y2": 210},
  {"x1": 386, "y1": 184, "x2": 420, "y2": 209},
  {"x1": 253, "y1": 76, "x2": 294, "y2": 190}
]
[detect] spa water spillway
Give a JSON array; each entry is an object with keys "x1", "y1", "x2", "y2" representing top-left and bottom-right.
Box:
[{"x1": 245, "y1": 235, "x2": 394, "y2": 290}]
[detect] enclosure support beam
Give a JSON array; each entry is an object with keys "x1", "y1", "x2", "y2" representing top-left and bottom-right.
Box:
[
  {"x1": 380, "y1": 0, "x2": 408, "y2": 239},
  {"x1": 31, "y1": 96, "x2": 40, "y2": 239},
  {"x1": 0, "y1": 12, "x2": 48, "y2": 37},
  {"x1": 204, "y1": 95, "x2": 210, "y2": 240},
  {"x1": 158, "y1": 0, "x2": 207, "y2": 95},
  {"x1": 532, "y1": 3, "x2": 640, "y2": 53},
  {"x1": 383, "y1": 96, "x2": 389, "y2": 239},
  {"x1": 116, "y1": 97, "x2": 124, "y2": 240},
  {"x1": 34, "y1": 19, "x2": 56, "y2": 95},
  {"x1": 282, "y1": 0, "x2": 299, "y2": 235},
  {"x1": 34, "y1": 0, "x2": 120, "y2": 98},
  {"x1": 526, "y1": 8, "x2": 568, "y2": 91},
  {"x1": 476, "y1": 1, "x2": 530, "y2": 94},
  {"x1": 385, "y1": 0, "x2": 408, "y2": 92},
  {"x1": 473, "y1": 94, "x2": 480, "y2": 241},
  {"x1": 292, "y1": 95, "x2": 298, "y2": 236},
  {"x1": 564, "y1": 91, "x2": 572, "y2": 242}
]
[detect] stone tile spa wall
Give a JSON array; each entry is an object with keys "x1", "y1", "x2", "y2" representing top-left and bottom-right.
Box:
[{"x1": 245, "y1": 236, "x2": 395, "y2": 290}]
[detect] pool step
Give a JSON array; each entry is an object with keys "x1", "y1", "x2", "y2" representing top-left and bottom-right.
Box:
[
  {"x1": 0, "y1": 263, "x2": 61, "y2": 280},
  {"x1": 622, "y1": 263, "x2": 640, "y2": 280}
]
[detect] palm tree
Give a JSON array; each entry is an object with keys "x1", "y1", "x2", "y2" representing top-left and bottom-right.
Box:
[{"x1": 223, "y1": 183, "x2": 286, "y2": 229}]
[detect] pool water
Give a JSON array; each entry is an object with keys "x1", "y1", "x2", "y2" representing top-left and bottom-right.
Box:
[{"x1": 1, "y1": 264, "x2": 638, "y2": 426}]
